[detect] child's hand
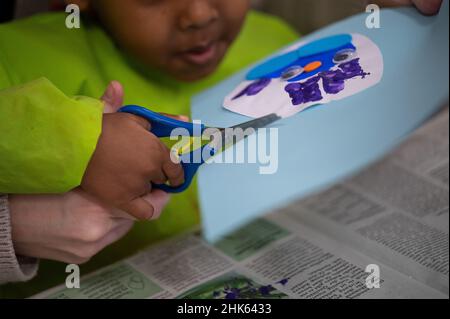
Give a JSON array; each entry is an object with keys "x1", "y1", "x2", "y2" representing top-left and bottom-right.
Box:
[
  {"x1": 9, "y1": 189, "x2": 169, "y2": 264},
  {"x1": 81, "y1": 82, "x2": 185, "y2": 220}
]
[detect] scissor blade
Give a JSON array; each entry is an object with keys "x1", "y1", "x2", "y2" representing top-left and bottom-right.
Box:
[
  {"x1": 211, "y1": 113, "x2": 282, "y2": 155},
  {"x1": 230, "y1": 113, "x2": 282, "y2": 131}
]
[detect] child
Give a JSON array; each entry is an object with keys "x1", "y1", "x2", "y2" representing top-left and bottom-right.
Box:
[
  {"x1": 0, "y1": 0, "x2": 442, "y2": 293},
  {"x1": 0, "y1": 0, "x2": 301, "y2": 290}
]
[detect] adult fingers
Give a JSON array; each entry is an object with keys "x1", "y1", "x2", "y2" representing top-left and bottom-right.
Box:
[
  {"x1": 120, "y1": 197, "x2": 155, "y2": 220},
  {"x1": 141, "y1": 189, "x2": 170, "y2": 220},
  {"x1": 413, "y1": 0, "x2": 442, "y2": 15}
]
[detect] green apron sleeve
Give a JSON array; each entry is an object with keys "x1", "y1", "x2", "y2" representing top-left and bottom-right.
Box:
[{"x1": 0, "y1": 77, "x2": 103, "y2": 193}]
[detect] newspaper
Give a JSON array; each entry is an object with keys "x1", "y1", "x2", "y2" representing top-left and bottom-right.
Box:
[{"x1": 34, "y1": 108, "x2": 449, "y2": 299}]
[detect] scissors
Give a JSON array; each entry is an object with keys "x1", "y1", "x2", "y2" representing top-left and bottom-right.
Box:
[{"x1": 119, "y1": 105, "x2": 281, "y2": 193}]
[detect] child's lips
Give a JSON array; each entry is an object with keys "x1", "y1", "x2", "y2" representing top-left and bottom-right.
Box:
[{"x1": 178, "y1": 42, "x2": 218, "y2": 66}]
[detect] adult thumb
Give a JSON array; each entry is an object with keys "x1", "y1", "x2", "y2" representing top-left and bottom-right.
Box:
[
  {"x1": 120, "y1": 197, "x2": 156, "y2": 221},
  {"x1": 101, "y1": 81, "x2": 124, "y2": 113}
]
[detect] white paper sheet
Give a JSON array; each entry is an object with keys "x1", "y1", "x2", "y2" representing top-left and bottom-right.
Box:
[{"x1": 224, "y1": 34, "x2": 383, "y2": 118}]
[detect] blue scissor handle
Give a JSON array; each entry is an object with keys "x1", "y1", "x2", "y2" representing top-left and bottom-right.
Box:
[
  {"x1": 118, "y1": 105, "x2": 212, "y2": 194},
  {"x1": 119, "y1": 105, "x2": 205, "y2": 137}
]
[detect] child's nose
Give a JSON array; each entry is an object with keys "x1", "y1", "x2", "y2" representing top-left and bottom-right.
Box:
[{"x1": 178, "y1": 0, "x2": 219, "y2": 31}]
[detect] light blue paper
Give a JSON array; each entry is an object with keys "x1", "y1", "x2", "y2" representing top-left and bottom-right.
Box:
[{"x1": 192, "y1": 5, "x2": 449, "y2": 242}]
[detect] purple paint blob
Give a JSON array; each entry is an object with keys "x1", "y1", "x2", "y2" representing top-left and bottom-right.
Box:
[
  {"x1": 233, "y1": 78, "x2": 271, "y2": 100},
  {"x1": 339, "y1": 58, "x2": 369, "y2": 79},
  {"x1": 225, "y1": 292, "x2": 237, "y2": 299},
  {"x1": 259, "y1": 285, "x2": 273, "y2": 296},
  {"x1": 277, "y1": 278, "x2": 289, "y2": 286},
  {"x1": 321, "y1": 58, "x2": 370, "y2": 95},
  {"x1": 321, "y1": 70, "x2": 346, "y2": 94},
  {"x1": 285, "y1": 58, "x2": 370, "y2": 106},
  {"x1": 285, "y1": 76, "x2": 322, "y2": 105}
]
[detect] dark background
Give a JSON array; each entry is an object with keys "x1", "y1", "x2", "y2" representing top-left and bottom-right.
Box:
[{"x1": 0, "y1": 0, "x2": 14, "y2": 23}]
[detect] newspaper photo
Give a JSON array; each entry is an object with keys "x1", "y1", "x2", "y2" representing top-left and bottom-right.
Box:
[{"x1": 33, "y1": 108, "x2": 449, "y2": 299}]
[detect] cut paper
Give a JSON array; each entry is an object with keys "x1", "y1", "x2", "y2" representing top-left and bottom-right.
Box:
[
  {"x1": 223, "y1": 34, "x2": 383, "y2": 118},
  {"x1": 192, "y1": 4, "x2": 449, "y2": 242}
]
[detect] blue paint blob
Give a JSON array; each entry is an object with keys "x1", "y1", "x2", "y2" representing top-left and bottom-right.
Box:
[
  {"x1": 247, "y1": 50, "x2": 299, "y2": 81},
  {"x1": 247, "y1": 34, "x2": 353, "y2": 81},
  {"x1": 297, "y1": 34, "x2": 352, "y2": 58}
]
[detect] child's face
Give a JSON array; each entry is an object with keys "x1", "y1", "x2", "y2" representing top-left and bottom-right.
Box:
[{"x1": 80, "y1": 0, "x2": 250, "y2": 82}]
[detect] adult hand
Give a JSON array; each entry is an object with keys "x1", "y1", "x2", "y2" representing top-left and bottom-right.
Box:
[
  {"x1": 9, "y1": 188, "x2": 169, "y2": 264},
  {"x1": 373, "y1": 0, "x2": 443, "y2": 15}
]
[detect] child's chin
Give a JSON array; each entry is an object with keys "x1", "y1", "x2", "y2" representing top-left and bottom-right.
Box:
[{"x1": 171, "y1": 63, "x2": 220, "y2": 82}]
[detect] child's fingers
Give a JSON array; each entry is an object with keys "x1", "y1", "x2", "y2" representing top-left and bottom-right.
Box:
[
  {"x1": 151, "y1": 169, "x2": 170, "y2": 185},
  {"x1": 163, "y1": 160, "x2": 185, "y2": 187},
  {"x1": 101, "y1": 81, "x2": 124, "y2": 113},
  {"x1": 125, "y1": 113, "x2": 152, "y2": 131},
  {"x1": 120, "y1": 197, "x2": 155, "y2": 220}
]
